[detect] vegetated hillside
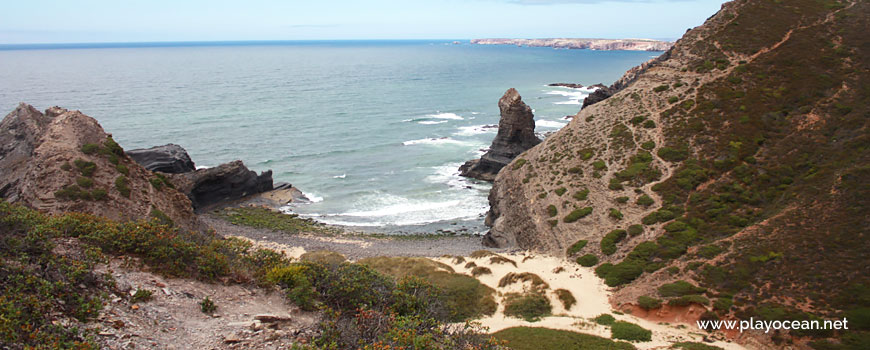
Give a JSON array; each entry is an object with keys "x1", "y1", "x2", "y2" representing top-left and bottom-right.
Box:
[
  {"x1": 0, "y1": 104, "x2": 201, "y2": 231},
  {"x1": 485, "y1": 0, "x2": 868, "y2": 347}
]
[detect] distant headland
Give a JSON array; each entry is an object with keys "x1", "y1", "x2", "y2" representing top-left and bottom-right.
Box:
[{"x1": 470, "y1": 38, "x2": 673, "y2": 51}]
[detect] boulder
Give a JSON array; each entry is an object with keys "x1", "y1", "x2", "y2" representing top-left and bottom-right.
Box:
[
  {"x1": 168, "y1": 160, "x2": 274, "y2": 209},
  {"x1": 126, "y1": 144, "x2": 196, "y2": 174},
  {"x1": 459, "y1": 89, "x2": 541, "y2": 181}
]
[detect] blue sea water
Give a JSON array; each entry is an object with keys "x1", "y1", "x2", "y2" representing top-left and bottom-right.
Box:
[{"x1": 0, "y1": 40, "x2": 658, "y2": 233}]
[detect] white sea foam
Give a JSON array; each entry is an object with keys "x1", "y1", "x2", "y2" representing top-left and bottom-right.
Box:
[
  {"x1": 536, "y1": 120, "x2": 567, "y2": 128},
  {"x1": 418, "y1": 120, "x2": 448, "y2": 125},
  {"x1": 453, "y1": 124, "x2": 497, "y2": 136},
  {"x1": 333, "y1": 174, "x2": 346, "y2": 179},
  {"x1": 315, "y1": 192, "x2": 488, "y2": 227},
  {"x1": 426, "y1": 112, "x2": 464, "y2": 120},
  {"x1": 302, "y1": 191, "x2": 323, "y2": 203},
  {"x1": 426, "y1": 162, "x2": 491, "y2": 192},
  {"x1": 402, "y1": 138, "x2": 470, "y2": 146}
]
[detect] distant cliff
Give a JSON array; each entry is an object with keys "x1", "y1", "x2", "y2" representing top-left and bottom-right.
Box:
[{"x1": 471, "y1": 38, "x2": 673, "y2": 51}]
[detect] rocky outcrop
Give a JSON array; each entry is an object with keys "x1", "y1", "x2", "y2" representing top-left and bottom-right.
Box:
[
  {"x1": 471, "y1": 38, "x2": 673, "y2": 51},
  {"x1": 0, "y1": 104, "x2": 201, "y2": 231},
  {"x1": 547, "y1": 83, "x2": 584, "y2": 89},
  {"x1": 459, "y1": 89, "x2": 541, "y2": 181},
  {"x1": 126, "y1": 144, "x2": 196, "y2": 173},
  {"x1": 167, "y1": 161, "x2": 274, "y2": 209}
]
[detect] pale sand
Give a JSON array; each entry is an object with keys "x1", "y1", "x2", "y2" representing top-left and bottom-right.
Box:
[
  {"x1": 434, "y1": 252, "x2": 748, "y2": 350},
  {"x1": 227, "y1": 235, "x2": 747, "y2": 350}
]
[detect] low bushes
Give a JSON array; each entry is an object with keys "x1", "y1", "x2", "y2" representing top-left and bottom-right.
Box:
[
  {"x1": 628, "y1": 224, "x2": 644, "y2": 236},
  {"x1": 499, "y1": 272, "x2": 549, "y2": 291},
  {"x1": 593, "y1": 313, "x2": 616, "y2": 325},
  {"x1": 554, "y1": 289, "x2": 576, "y2": 310},
  {"x1": 547, "y1": 205, "x2": 558, "y2": 217},
  {"x1": 503, "y1": 293, "x2": 552, "y2": 322},
  {"x1": 637, "y1": 296, "x2": 662, "y2": 309},
  {"x1": 611, "y1": 321, "x2": 652, "y2": 342},
  {"x1": 576, "y1": 254, "x2": 599, "y2": 267},
  {"x1": 668, "y1": 295, "x2": 710, "y2": 307},
  {"x1": 564, "y1": 207, "x2": 593, "y2": 223},
  {"x1": 566, "y1": 239, "x2": 588, "y2": 255},
  {"x1": 573, "y1": 188, "x2": 590, "y2": 201},
  {"x1": 658, "y1": 281, "x2": 707, "y2": 297},
  {"x1": 215, "y1": 207, "x2": 336, "y2": 235},
  {"x1": 601, "y1": 229, "x2": 628, "y2": 255},
  {"x1": 491, "y1": 327, "x2": 634, "y2": 350}
]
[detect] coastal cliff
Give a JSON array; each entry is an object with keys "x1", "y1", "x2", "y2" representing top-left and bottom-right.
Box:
[
  {"x1": 459, "y1": 88, "x2": 541, "y2": 182},
  {"x1": 484, "y1": 0, "x2": 868, "y2": 347},
  {"x1": 471, "y1": 38, "x2": 673, "y2": 51},
  {"x1": 0, "y1": 104, "x2": 202, "y2": 231}
]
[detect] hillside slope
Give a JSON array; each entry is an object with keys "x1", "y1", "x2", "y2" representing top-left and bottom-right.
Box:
[
  {"x1": 0, "y1": 104, "x2": 201, "y2": 231},
  {"x1": 485, "y1": 0, "x2": 868, "y2": 347}
]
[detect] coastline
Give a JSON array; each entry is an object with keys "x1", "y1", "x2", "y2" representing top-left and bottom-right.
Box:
[{"x1": 470, "y1": 38, "x2": 673, "y2": 51}]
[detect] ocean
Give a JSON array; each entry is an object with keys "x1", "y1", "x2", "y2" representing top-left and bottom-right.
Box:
[{"x1": 0, "y1": 40, "x2": 658, "y2": 234}]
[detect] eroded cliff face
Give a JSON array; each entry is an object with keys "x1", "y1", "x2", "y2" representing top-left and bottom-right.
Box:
[
  {"x1": 0, "y1": 104, "x2": 202, "y2": 231},
  {"x1": 486, "y1": 0, "x2": 868, "y2": 346}
]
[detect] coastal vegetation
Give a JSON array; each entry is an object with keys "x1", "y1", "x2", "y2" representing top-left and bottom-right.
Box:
[
  {"x1": 215, "y1": 207, "x2": 337, "y2": 235},
  {"x1": 491, "y1": 327, "x2": 635, "y2": 350}
]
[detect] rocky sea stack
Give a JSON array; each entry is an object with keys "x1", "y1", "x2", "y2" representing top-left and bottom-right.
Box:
[{"x1": 459, "y1": 88, "x2": 541, "y2": 181}]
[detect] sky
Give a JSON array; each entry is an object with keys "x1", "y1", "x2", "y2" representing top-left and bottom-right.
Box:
[{"x1": 0, "y1": 0, "x2": 726, "y2": 44}]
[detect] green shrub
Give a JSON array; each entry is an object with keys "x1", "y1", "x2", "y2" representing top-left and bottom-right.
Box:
[
  {"x1": 76, "y1": 176, "x2": 94, "y2": 188},
  {"x1": 713, "y1": 297, "x2": 733, "y2": 312},
  {"x1": 554, "y1": 289, "x2": 577, "y2": 310},
  {"x1": 636, "y1": 194, "x2": 654, "y2": 206},
  {"x1": 576, "y1": 254, "x2": 599, "y2": 267},
  {"x1": 116, "y1": 164, "x2": 129, "y2": 176},
  {"x1": 653, "y1": 84, "x2": 669, "y2": 92},
  {"x1": 60, "y1": 162, "x2": 72, "y2": 171},
  {"x1": 594, "y1": 263, "x2": 613, "y2": 278},
  {"x1": 115, "y1": 176, "x2": 130, "y2": 198},
  {"x1": 492, "y1": 327, "x2": 635, "y2": 350},
  {"x1": 594, "y1": 313, "x2": 616, "y2": 325},
  {"x1": 215, "y1": 207, "x2": 336, "y2": 235},
  {"x1": 657, "y1": 146, "x2": 689, "y2": 162},
  {"x1": 360, "y1": 256, "x2": 497, "y2": 321},
  {"x1": 616, "y1": 196, "x2": 629, "y2": 203},
  {"x1": 629, "y1": 116, "x2": 647, "y2": 125},
  {"x1": 149, "y1": 177, "x2": 164, "y2": 190},
  {"x1": 628, "y1": 225, "x2": 644, "y2": 237},
  {"x1": 503, "y1": 293, "x2": 552, "y2": 322},
  {"x1": 200, "y1": 296, "x2": 217, "y2": 314},
  {"x1": 131, "y1": 289, "x2": 153, "y2": 303},
  {"x1": 267, "y1": 264, "x2": 318, "y2": 310},
  {"x1": 573, "y1": 189, "x2": 590, "y2": 201},
  {"x1": 668, "y1": 295, "x2": 709, "y2": 306},
  {"x1": 637, "y1": 296, "x2": 662, "y2": 309},
  {"x1": 609, "y1": 208, "x2": 624, "y2": 220},
  {"x1": 643, "y1": 120, "x2": 656, "y2": 128},
  {"x1": 91, "y1": 188, "x2": 108, "y2": 200},
  {"x1": 512, "y1": 158, "x2": 528, "y2": 169},
  {"x1": 609, "y1": 177, "x2": 624, "y2": 190},
  {"x1": 300, "y1": 250, "x2": 346, "y2": 265},
  {"x1": 697, "y1": 244, "x2": 724, "y2": 259},
  {"x1": 547, "y1": 204, "x2": 559, "y2": 217},
  {"x1": 564, "y1": 207, "x2": 593, "y2": 223},
  {"x1": 74, "y1": 159, "x2": 97, "y2": 177},
  {"x1": 601, "y1": 229, "x2": 627, "y2": 255},
  {"x1": 567, "y1": 166, "x2": 582, "y2": 174},
  {"x1": 603, "y1": 261, "x2": 643, "y2": 287},
  {"x1": 668, "y1": 96, "x2": 679, "y2": 104},
  {"x1": 592, "y1": 160, "x2": 607, "y2": 170},
  {"x1": 611, "y1": 321, "x2": 652, "y2": 342},
  {"x1": 566, "y1": 240, "x2": 588, "y2": 255},
  {"x1": 658, "y1": 281, "x2": 706, "y2": 297},
  {"x1": 81, "y1": 143, "x2": 100, "y2": 154},
  {"x1": 641, "y1": 141, "x2": 655, "y2": 150}
]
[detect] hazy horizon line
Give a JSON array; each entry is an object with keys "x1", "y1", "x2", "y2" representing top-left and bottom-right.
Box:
[{"x1": 0, "y1": 37, "x2": 677, "y2": 50}]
